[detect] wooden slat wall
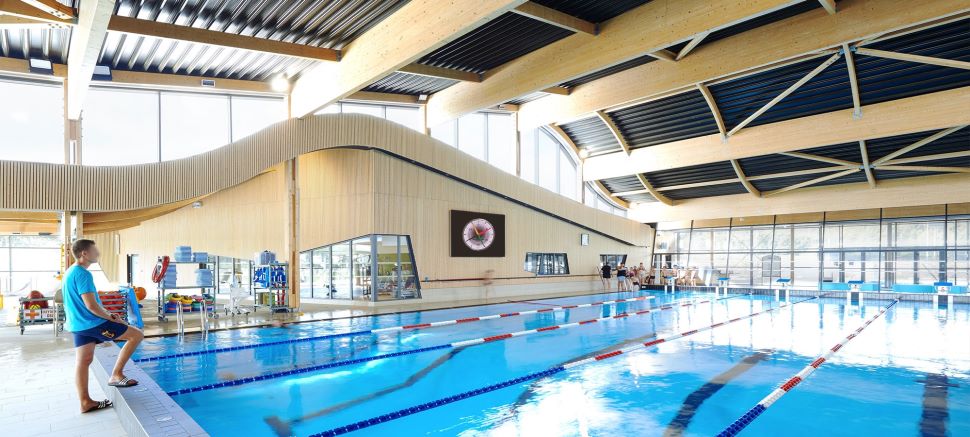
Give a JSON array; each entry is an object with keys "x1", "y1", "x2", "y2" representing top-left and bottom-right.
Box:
[
  {"x1": 1, "y1": 113, "x2": 647, "y2": 247},
  {"x1": 86, "y1": 231, "x2": 120, "y2": 283},
  {"x1": 296, "y1": 150, "x2": 652, "y2": 285}
]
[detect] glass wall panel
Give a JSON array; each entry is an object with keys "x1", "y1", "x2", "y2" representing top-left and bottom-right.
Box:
[
  {"x1": 312, "y1": 247, "x2": 331, "y2": 298},
  {"x1": 300, "y1": 235, "x2": 419, "y2": 301},
  {"x1": 352, "y1": 237, "x2": 372, "y2": 300},
  {"x1": 299, "y1": 252, "x2": 312, "y2": 299},
  {"x1": 458, "y1": 112, "x2": 486, "y2": 160},
  {"x1": 536, "y1": 130, "x2": 559, "y2": 192},
  {"x1": 160, "y1": 93, "x2": 231, "y2": 160},
  {"x1": 487, "y1": 113, "x2": 516, "y2": 174},
  {"x1": 519, "y1": 128, "x2": 535, "y2": 183},
  {"x1": 84, "y1": 88, "x2": 160, "y2": 165},
  {"x1": 431, "y1": 119, "x2": 457, "y2": 147},
  {"x1": 331, "y1": 242, "x2": 351, "y2": 299},
  {"x1": 385, "y1": 105, "x2": 422, "y2": 132},
  {"x1": 342, "y1": 102, "x2": 384, "y2": 117},
  {"x1": 558, "y1": 149, "x2": 577, "y2": 200},
  {"x1": 0, "y1": 79, "x2": 64, "y2": 163},
  {"x1": 0, "y1": 235, "x2": 62, "y2": 296},
  {"x1": 230, "y1": 96, "x2": 286, "y2": 141}
]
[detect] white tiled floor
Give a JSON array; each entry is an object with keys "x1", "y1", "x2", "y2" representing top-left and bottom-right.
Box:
[{"x1": 0, "y1": 327, "x2": 126, "y2": 437}]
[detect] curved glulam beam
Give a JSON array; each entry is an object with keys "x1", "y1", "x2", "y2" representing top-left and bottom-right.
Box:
[
  {"x1": 636, "y1": 174, "x2": 674, "y2": 206},
  {"x1": 730, "y1": 159, "x2": 761, "y2": 197}
]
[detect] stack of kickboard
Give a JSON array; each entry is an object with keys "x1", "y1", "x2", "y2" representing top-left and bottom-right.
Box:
[
  {"x1": 174, "y1": 246, "x2": 193, "y2": 262},
  {"x1": 254, "y1": 250, "x2": 276, "y2": 265},
  {"x1": 192, "y1": 252, "x2": 208, "y2": 263},
  {"x1": 194, "y1": 268, "x2": 214, "y2": 287},
  {"x1": 160, "y1": 267, "x2": 178, "y2": 289}
]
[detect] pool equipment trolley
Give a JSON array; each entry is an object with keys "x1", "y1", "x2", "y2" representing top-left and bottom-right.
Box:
[
  {"x1": 251, "y1": 262, "x2": 291, "y2": 313},
  {"x1": 18, "y1": 296, "x2": 64, "y2": 335},
  {"x1": 155, "y1": 257, "x2": 217, "y2": 322}
]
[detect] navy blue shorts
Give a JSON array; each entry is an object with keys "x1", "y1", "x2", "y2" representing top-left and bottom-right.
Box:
[{"x1": 72, "y1": 320, "x2": 129, "y2": 347}]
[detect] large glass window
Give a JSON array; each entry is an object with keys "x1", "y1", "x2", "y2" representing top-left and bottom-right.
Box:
[
  {"x1": 0, "y1": 235, "x2": 62, "y2": 297},
  {"x1": 525, "y1": 253, "x2": 569, "y2": 275},
  {"x1": 652, "y1": 215, "x2": 965, "y2": 291},
  {"x1": 0, "y1": 79, "x2": 64, "y2": 163},
  {"x1": 300, "y1": 234, "x2": 419, "y2": 301},
  {"x1": 458, "y1": 112, "x2": 486, "y2": 160},
  {"x1": 160, "y1": 93, "x2": 231, "y2": 161},
  {"x1": 83, "y1": 88, "x2": 161, "y2": 165},
  {"x1": 230, "y1": 96, "x2": 287, "y2": 141},
  {"x1": 487, "y1": 113, "x2": 516, "y2": 174},
  {"x1": 385, "y1": 105, "x2": 422, "y2": 132}
]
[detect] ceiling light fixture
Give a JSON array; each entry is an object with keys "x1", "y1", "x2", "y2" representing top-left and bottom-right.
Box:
[
  {"x1": 578, "y1": 148, "x2": 590, "y2": 159},
  {"x1": 270, "y1": 74, "x2": 290, "y2": 92}
]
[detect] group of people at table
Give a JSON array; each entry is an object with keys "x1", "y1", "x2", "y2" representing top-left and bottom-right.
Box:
[{"x1": 597, "y1": 263, "x2": 701, "y2": 291}]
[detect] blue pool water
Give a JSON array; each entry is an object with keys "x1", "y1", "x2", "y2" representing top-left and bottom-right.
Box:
[{"x1": 134, "y1": 291, "x2": 970, "y2": 436}]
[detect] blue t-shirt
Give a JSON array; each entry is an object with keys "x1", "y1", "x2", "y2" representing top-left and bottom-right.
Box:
[{"x1": 63, "y1": 264, "x2": 105, "y2": 332}]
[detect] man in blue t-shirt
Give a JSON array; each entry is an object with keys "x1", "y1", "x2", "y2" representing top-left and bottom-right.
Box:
[{"x1": 63, "y1": 239, "x2": 144, "y2": 413}]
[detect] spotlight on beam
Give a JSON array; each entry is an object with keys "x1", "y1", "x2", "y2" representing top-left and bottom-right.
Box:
[
  {"x1": 28, "y1": 58, "x2": 54, "y2": 75},
  {"x1": 271, "y1": 74, "x2": 290, "y2": 92},
  {"x1": 92, "y1": 65, "x2": 112, "y2": 81},
  {"x1": 578, "y1": 148, "x2": 590, "y2": 159}
]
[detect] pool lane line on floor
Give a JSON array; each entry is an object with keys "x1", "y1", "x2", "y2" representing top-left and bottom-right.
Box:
[
  {"x1": 307, "y1": 294, "x2": 824, "y2": 437},
  {"x1": 716, "y1": 299, "x2": 898, "y2": 437},
  {"x1": 137, "y1": 295, "x2": 661, "y2": 363},
  {"x1": 166, "y1": 295, "x2": 738, "y2": 397}
]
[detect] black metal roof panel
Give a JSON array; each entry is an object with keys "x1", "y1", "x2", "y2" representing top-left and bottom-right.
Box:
[
  {"x1": 710, "y1": 55, "x2": 852, "y2": 132},
  {"x1": 737, "y1": 153, "x2": 835, "y2": 177},
  {"x1": 661, "y1": 183, "x2": 750, "y2": 200},
  {"x1": 600, "y1": 175, "x2": 644, "y2": 193},
  {"x1": 644, "y1": 161, "x2": 738, "y2": 188},
  {"x1": 669, "y1": 1, "x2": 824, "y2": 54},
  {"x1": 418, "y1": 12, "x2": 573, "y2": 74},
  {"x1": 865, "y1": 127, "x2": 970, "y2": 162},
  {"x1": 506, "y1": 92, "x2": 548, "y2": 105},
  {"x1": 610, "y1": 89, "x2": 720, "y2": 150},
  {"x1": 558, "y1": 117, "x2": 622, "y2": 157},
  {"x1": 619, "y1": 192, "x2": 658, "y2": 203},
  {"x1": 855, "y1": 18, "x2": 970, "y2": 107},
  {"x1": 750, "y1": 169, "x2": 868, "y2": 192},
  {"x1": 363, "y1": 72, "x2": 457, "y2": 95},
  {"x1": 560, "y1": 54, "x2": 656, "y2": 88},
  {"x1": 532, "y1": 0, "x2": 651, "y2": 23}
]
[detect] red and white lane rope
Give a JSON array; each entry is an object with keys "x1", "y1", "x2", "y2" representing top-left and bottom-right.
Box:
[
  {"x1": 140, "y1": 294, "x2": 658, "y2": 362},
  {"x1": 717, "y1": 299, "x2": 898, "y2": 437}
]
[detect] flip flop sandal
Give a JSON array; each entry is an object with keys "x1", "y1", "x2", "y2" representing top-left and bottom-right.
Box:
[
  {"x1": 108, "y1": 377, "x2": 139, "y2": 387},
  {"x1": 83, "y1": 399, "x2": 113, "y2": 413}
]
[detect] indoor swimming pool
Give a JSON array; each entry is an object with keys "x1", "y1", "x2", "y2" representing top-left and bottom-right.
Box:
[{"x1": 131, "y1": 291, "x2": 970, "y2": 436}]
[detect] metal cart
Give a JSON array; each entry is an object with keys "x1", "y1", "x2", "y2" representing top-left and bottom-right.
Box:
[
  {"x1": 18, "y1": 296, "x2": 64, "y2": 335},
  {"x1": 156, "y1": 259, "x2": 217, "y2": 322},
  {"x1": 251, "y1": 262, "x2": 291, "y2": 313}
]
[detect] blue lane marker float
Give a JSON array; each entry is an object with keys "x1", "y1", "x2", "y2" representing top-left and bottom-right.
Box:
[
  {"x1": 716, "y1": 299, "x2": 897, "y2": 437},
  {"x1": 137, "y1": 295, "x2": 659, "y2": 363},
  {"x1": 308, "y1": 294, "x2": 827, "y2": 436},
  {"x1": 167, "y1": 296, "x2": 726, "y2": 396}
]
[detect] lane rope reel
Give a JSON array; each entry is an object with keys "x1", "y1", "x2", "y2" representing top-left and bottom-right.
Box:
[{"x1": 152, "y1": 256, "x2": 171, "y2": 284}]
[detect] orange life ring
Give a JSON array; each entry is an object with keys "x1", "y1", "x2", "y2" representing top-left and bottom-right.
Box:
[{"x1": 152, "y1": 256, "x2": 170, "y2": 283}]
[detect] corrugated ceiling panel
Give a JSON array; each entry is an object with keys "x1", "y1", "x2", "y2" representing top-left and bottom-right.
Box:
[
  {"x1": 644, "y1": 161, "x2": 738, "y2": 188},
  {"x1": 364, "y1": 72, "x2": 457, "y2": 95},
  {"x1": 506, "y1": 92, "x2": 548, "y2": 105},
  {"x1": 736, "y1": 153, "x2": 834, "y2": 177},
  {"x1": 662, "y1": 183, "x2": 750, "y2": 200},
  {"x1": 710, "y1": 55, "x2": 852, "y2": 132},
  {"x1": 750, "y1": 170, "x2": 868, "y2": 192},
  {"x1": 560, "y1": 55, "x2": 656, "y2": 88},
  {"x1": 619, "y1": 192, "x2": 658, "y2": 203},
  {"x1": 610, "y1": 89, "x2": 719, "y2": 150},
  {"x1": 600, "y1": 175, "x2": 644, "y2": 193},
  {"x1": 532, "y1": 0, "x2": 651, "y2": 23},
  {"x1": 855, "y1": 18, "x2": 970, "y2": 106},
  {"x1": 667, "y1": 1, "x2": 824, "y2": 54},
  {"x1": 558, "y1": 117, "x2": 622, "y2": 157},
  {"x1": 865, "y1": 128, "x2": 970, "y2": 161},
  {"x1": 418, "y1": 12, "x2": 573, "y2": 74}
]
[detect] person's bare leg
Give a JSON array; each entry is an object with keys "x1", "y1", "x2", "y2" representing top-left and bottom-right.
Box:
[
  {"x1": 76, "y1": 343, "x2": 99, "y2": 412},
  {"x1": 109, "y1": 326, "x2": 144, "y2": 383}
]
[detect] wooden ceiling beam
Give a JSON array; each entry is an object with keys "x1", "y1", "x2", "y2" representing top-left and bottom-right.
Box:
[
  {"x1": 818, "y1": 0, "x2": 838, "y2": 14},
  {"x1": 730, "y1": 159, "x2": 761, "y2": 197},
  {"x1": 0, "y1": 13, "x2": 55, "y2": 28},
  {"x1": 0, "y1": 0, "x2": 72, "y2": 25},
  {"x1": 855, "y1": 47, "x2": 970, "y2": 71},
  {"x1": 518, "y1": 0, "x2": 970, "y2": 129},
  {"x1": 697, "y1": 83, "x2": 725, "y2": 137},
  {"x1": 779, "y1": 151, "x2": 859, "y2": 167},
  {"x1": 859, "y1": 140, "x2": 876, "y2": 188},
  {"x1": 842, "y1": 43, "x2": 862, "y2": 118},
  {"x1": 427, "y1": 0, "x2": 798, "y2": 126},
  {"x1": 876, "y1": 165, "x2": 970, "y2": 173},
  {"x1": 291, "y1": 0, "x2": 524, "y2": 118},
  {"x1": 511, "y1": 1, "x2": 596, "y2": 35},
  {"x1": 19, "y1": 0, "x2": 73, "y2": 20},
  {"x1": 108, "y1": 15, "x2": 339, "y2": 62},
  {"x1": 636, "y1": 174, "x2": 674, "y2": 206},
  {"x1": 65, "y1": 0, "x2": 114, "y2": 120},
  {"x1": 582, "y1": 88, "x2": 970, "y2": 180},
  {"x1": 397, "y1": 63, "x2": 481, "y2": 82},
  {"x1": 593, "y1": 180, "x2": 631, "y2": 209},
  {"x1": 541, "y1": 86, "x2": 570, "y2": 96},
  {"x1": 871, "y1": 125, "x2": 966, "y2": 165},
  {"x1": 646, "y1": 50, "x2": 678, "y2": 62},
  {"x1": 880, "y1": 150, "x2": 970, "y2": 166},
  {"x1": 727, "y1": 53, "x2": 841, "y2": 136},
  {"x1": 594, "y1": 110, "x2": 630, "y2": 155},
  {"x1": 675, "y1": 32, "x2": 709, "y2": 60},
  {"x1": 763, "y1": 168, "x2": 859, "y2": 197}
]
